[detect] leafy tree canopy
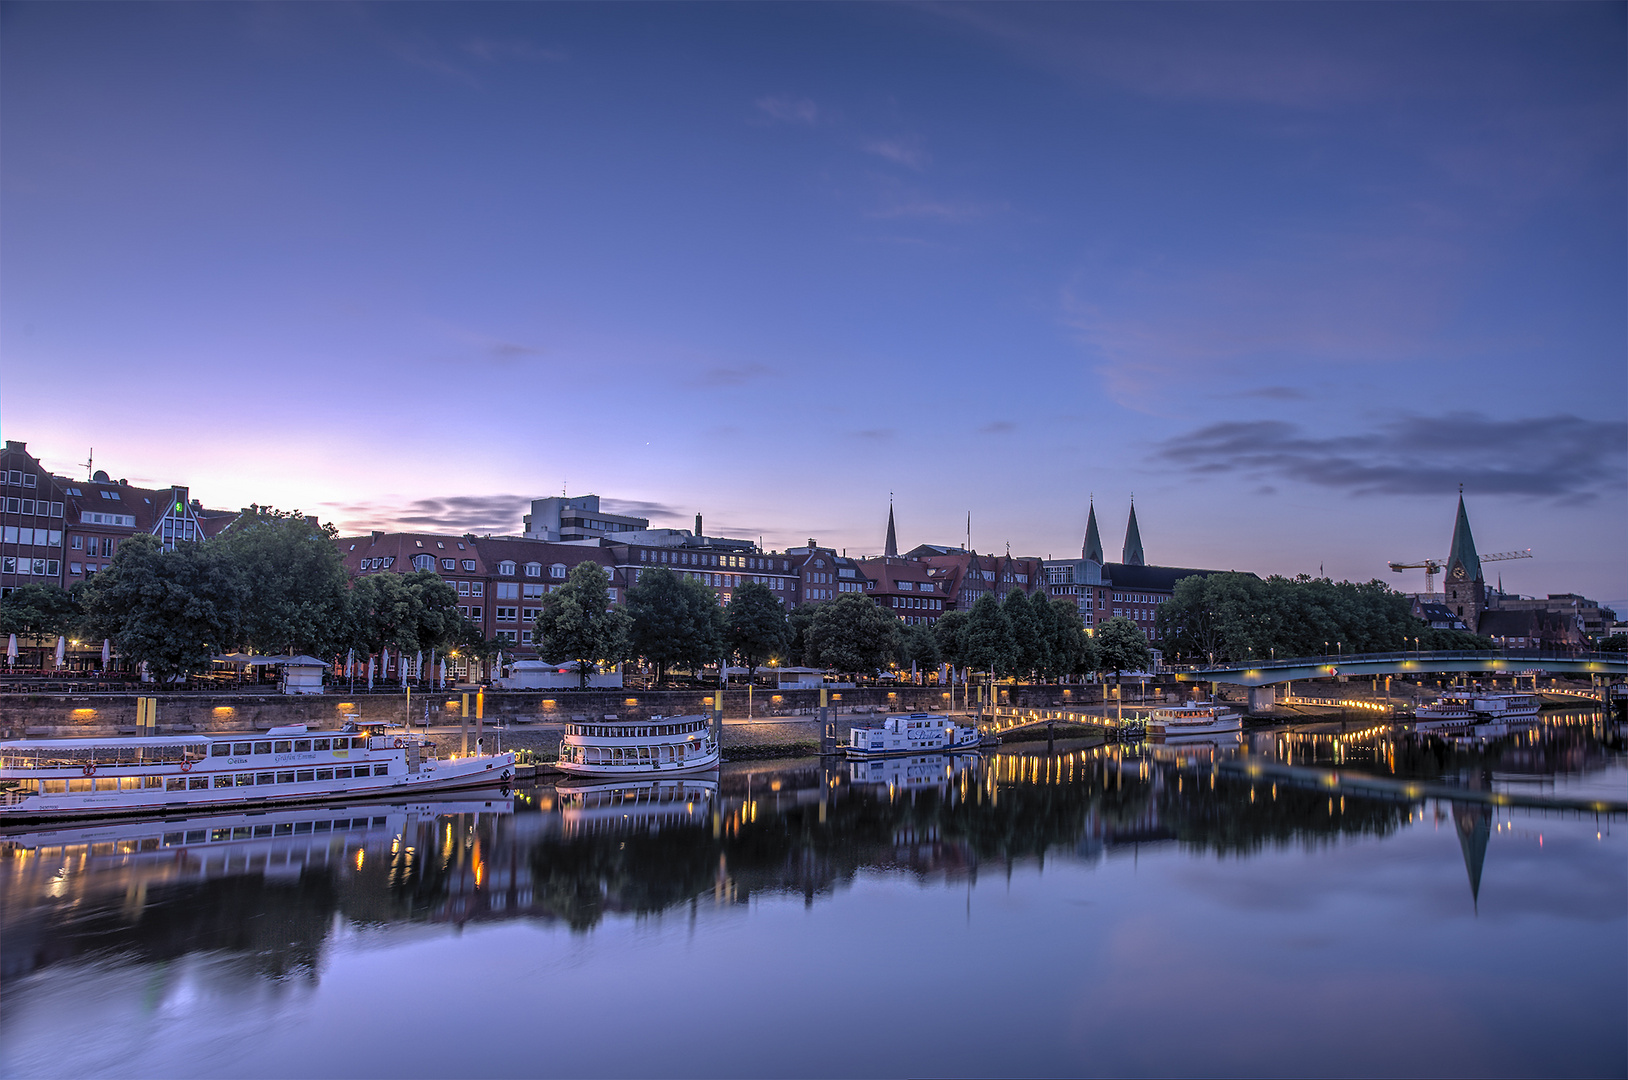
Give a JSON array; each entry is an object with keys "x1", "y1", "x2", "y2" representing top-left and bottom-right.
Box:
[
  {"x1": 81, "y1": 534, "x2": 241, "y2": 682},
  {"x1": 0, "y1": 584, "x2": 85, "y2": 641},
  {"x1": 216, "y1": 507, "x2": 349, "y2": 657},
  {"x1": 933, "y1": 609, "x2": 970, "y2": 668},
  {"x1": 807, "y1": 593, "x2": 897, "y2": 675},
  {"x1": 535, "y1": 561, "x2": 630, "y2": 688},
  {"x1": 625, "y1": 567, "x2": 723, "y2": 685},
  {"x1": 1094, "y1": 616, "x2": 1152, "y2": 680},
  {"x1": 725, "y1": 581, "x2": 789, "y2": 678},
  {"x1": 345, "y1": 570, "x2": 462, "y2": 657},
  {"x1": 961, "y1": 594, "x2": 1016, "y2": 676}
]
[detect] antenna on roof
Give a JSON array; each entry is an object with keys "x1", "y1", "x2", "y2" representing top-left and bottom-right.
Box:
[
  {"x1": 81, "y1": 448, "x2": 93, "y2": 480},
  {"x1": 562, "y1": 479, "x2": 567, "y2": 497}
]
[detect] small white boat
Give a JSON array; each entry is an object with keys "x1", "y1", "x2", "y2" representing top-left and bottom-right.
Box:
[
  {"x1": 1417, "y1": 691, "x2": 1541, "y2": 732},
  {"x1": 1146, "y1": 703, "x2": 1243, "y2": 740},
  {"x1": 0, "y1": 720, "x2": 516, "y2": 822},
  {"x1": 845, "y1": 713, "x2": 981, "y2": 759},
  {"x1": 847, "y1": 751, "x2": 978, "y2": 792},
  {"x1": 554, "y1": 714, "x2": 720, "y2": 777}
]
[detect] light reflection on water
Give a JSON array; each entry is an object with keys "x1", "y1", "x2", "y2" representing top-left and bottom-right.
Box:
[{"x1": 2, "y1": 711, "x2": 1623, "y2": 1079}]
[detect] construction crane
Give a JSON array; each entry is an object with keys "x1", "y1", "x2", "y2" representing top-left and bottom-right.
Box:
[{"x1": 1387, "y1": 549, "x2": 1532, "y2": 595}]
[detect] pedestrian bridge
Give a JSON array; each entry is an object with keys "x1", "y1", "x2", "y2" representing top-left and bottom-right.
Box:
[{"x1": 1172, "y1": 649, "x2": 1628, "y2": 687}]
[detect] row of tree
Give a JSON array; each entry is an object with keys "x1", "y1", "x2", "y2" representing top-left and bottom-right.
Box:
[{"x1": 1153, "y1": 572, "x2": 1492, "y2": 664}]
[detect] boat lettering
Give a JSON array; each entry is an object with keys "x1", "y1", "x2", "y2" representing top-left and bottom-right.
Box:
[
  {"x1": 273, "y1": 753, "x2": 317, "y2": 764},
  {"x1": 227, "y1": 757, "x2": 249, "y2": 765}
]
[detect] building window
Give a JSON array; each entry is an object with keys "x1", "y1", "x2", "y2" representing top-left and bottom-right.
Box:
[
  {"x1": 525, "y1": 562, "x2": 542, "y2": 577},
  {"x1": 550, "y1": 563, "x2": 567, "y2": 579},
  {"x1": 496, "y1": 582, "x2": 519, "y2": 600},
  {"x1": 498, "y1": 561, "x2": 516, "y2": 576},
  {"x1": 412, "y1": 554, "x2": 435, "y2": 571},
  {"x1": 462, "y1": 559, "x2": 476, "y2": 572},
  {"x1": 458, "y1": 581, "x2": 470, "y2": 595},
  {"x1": 468, "y1": 606, "x2": 482, "y2": 620},
  {"x1": 441, "y1": 559, "x2": 456, "y2": 571},
  {"x1": 470, "y1": 582, "x2": 483, "y2": 597}
]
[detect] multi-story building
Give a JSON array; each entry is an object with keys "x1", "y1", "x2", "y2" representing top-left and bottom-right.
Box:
[
  {"x1": 522, "y1": 495, "x2": 650, "y2": 542},
  {"x1": 1, "y1": 440, "x2": 235, "y2": 595},
  {"x1": 1043, "y1": 500, "x2": 1235, "y2": 641}
]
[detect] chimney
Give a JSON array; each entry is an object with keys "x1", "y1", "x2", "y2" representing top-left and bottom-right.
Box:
[
  {"x1": 370, "y1": 531, "x2": 382, "y2": 544},
  {"x1": 695, "y1": 513, "x2": 703, "y2": 536}
]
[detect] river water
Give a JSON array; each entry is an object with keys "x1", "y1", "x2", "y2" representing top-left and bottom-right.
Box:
[{"x1": 3, "y1": 710, "x2": 1624, "y2": 1078}]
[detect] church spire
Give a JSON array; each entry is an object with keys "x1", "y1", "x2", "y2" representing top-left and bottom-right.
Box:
[
  {"x1": 1446, "y1": 488, "x2": 1482, "y2": 585},
  {"x1": 1082, "y1": 497, "x2": 1104, "y2": 564},
  {"x1": 1122, "y1": 497, "x2": 1145, "y2": 566},
  {"x1": 884, "y1": 497, "x2": 898, "y2": 559}
]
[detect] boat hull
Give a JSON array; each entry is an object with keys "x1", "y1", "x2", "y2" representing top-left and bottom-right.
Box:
[
  {"x1": 552, "y1": 749, "x2": 722, "y2": 778},
  {"x1": 1146, "y1": 717, "x2": 1243, "y2": 738},
  {"x1": 845, "y1": 733, "x2": 982, "y2": 759},
  {"x1": 0, "y1": 753, "x2": 517, "y2": 825}
]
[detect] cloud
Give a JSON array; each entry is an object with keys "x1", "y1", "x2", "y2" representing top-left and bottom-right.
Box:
[
  {"x1": 600, "y1": 499, "x2": 687, "y2": 523},
  {"x1": 324, "y1": 494, "x2": 531, "y2": 535},
  {"x1": 1237, "y1": 386, "x2": 1309, "y2": 401},
  {"x1": 1155, "y1": 413, "x2": 1627, "y2": 501},
  {"x1": 489, "y1": 340, "x2": 544, "y2": 362},
  {"x1": 460, "y1": 38, "x2": 565, "y2": 64},
  {"x1": 865, "y1": 136, "x2": 929, "y2": 169},
  {"x1": 868, "y1": 195, "x2": 1000, "y2": 221},
  {"x1": 856, "y1": 428, "x2": 897, "y2": 441},
  {"x1": 698, "y1": 363, "x2": 773, "y2": 388},
  {"x1": 979, "y1": 421, "x2": 1017, "y2": 435},
  {"x1": 755, "y1": 96, "x2": 819, "y2": 125}
]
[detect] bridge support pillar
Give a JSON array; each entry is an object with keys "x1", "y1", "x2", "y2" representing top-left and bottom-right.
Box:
[{"x1": 1247, "y1": 686, "x2": 1277, "y2": 715}]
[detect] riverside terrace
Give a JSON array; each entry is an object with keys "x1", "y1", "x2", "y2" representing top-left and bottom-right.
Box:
[{"x1": 1174, "y1": 649, "x2": 1628, "y2": 687}]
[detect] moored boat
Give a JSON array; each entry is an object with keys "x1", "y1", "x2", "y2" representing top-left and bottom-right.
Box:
[
  {"x1": 0, "y1": 720, "x2": 516, "y2": 822},
  {"x1": 1146, "y1": 703, "x2": 1243, "y2": 740},
  {"x1": 1417, "y1": 691, "x2": 1540, "y2": 732},
  {"x1": 554, "y1": 714, "x2": 720, "y2": 777},
  {"x1": 845, "y1": 713, "x2": 981, "y2": 758}
]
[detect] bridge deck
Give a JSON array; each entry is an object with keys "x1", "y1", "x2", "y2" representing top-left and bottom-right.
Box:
[{"x1": 1173, "y1": 650, "x2": 1628, "y2": 687}]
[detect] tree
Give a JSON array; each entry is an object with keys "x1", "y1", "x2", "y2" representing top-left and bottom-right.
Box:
[
  {"x1": 1599, "y1": 633, "x2": 1627, "y2": 653},
  {"x1": 215, "y1": 507, "x2": 349, "y2": 657},
  {"x1": 787, "y1": 601, "x2": 822, "y2": 667},
  {"x1": 81, "y1": 534, "x2": 241, "y2": 682},
  {"x1": 725, "y1": 582, "x2": 790, "y2": 680},
  {"x1": 1095, "y1": 616, "x2": 1152, "y2": 688},
  {"x1": 900, "y1": 620, "x2": 941, "y2": 672},
  {"x1": 961, "y1": 594, "x2": 1016, "y2": 677},
  {"x1": 807, "y1": 593, "x2": 897, "y2": 675},
  {"x1": 625, "y1": 567, "x2": 723, "y2": 685},
  {"x1": 535, "y1": 561, "x2": 631, "y2": 689},
  {"x1": 1045, "y1": 598, "x2": 1097, "y2": 678},
  {"x1": 933, "y1": 609, "x2": 970, "y2": 669},
  {"x1": 1004, "y1": 589, "x2": 1047, "y2": 679},
  {"x1": 0, "y1": 584, "x2": 84, "y2": 642},
  {"x1": 345, "y1": 570, "x2": 462, "y2": 658}
]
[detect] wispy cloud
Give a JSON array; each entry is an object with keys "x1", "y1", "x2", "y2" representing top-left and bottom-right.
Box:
[
  {"x1": 856, "y1": 428, "x2": 897, "y2": 441},
  {"x1": 601, "y1": 499, "x2": 688, "y2": 523},
  {"x1": 1156, "y1": 413, "x2": 1627, "y2": 502},
  {"x1": 1236, "y1": 386, "x2": 1309, "y2": 401},
  {"x1": 324, "y1": 494, "x2": 531, "y2": 535},
  {"x1": 868, "y1": 195, "x2": 1000, "y2": 221},
  {"x1": 460, "y1": 37, "x2": 565, "y2": 64},
  {"x1": 979, "y1": 420, "x2": 1017, "y2": 435},
  {"x1": 865, "y1": 136, "x2": 929, "y2": 169},
  {"x1": 698, "y1": 363, "x2": 773, "y2": 388},
  {"x1": 755, "y1": 96, "x2": 819, "y2": 125}
]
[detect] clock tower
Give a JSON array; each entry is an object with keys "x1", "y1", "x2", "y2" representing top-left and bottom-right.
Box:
[{"x1": 1443, "y1": 491, "x2": 1485, "y2": 634}]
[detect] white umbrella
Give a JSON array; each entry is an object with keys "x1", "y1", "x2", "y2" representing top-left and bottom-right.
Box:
[
  {"x1": 415, "y1": 650, "x2": 424, "y2": 681},
  {"x1": 6, "y1": 633, "x2": 16, "y2": 667},
  {"x1": 102, "y1": 639, "x2": 111, "y2": 668},
  {"x1": 345, "y1": 649, "x2": 354, "y2": 678},
  {"x1": 382, "y1": 646, "x2": 390, "y2": 674},
  {"x1": 55, "y1": 636, "x2": 66, "y2": 668},
  {"x1": 367, "y1": 655, "x2": 375, "y2": 690},
  {"x1": 439, "y1": 658, "x2": 448, "y2": 688}
]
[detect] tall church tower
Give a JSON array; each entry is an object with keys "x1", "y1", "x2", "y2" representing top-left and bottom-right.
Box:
[
  {"x1": 1082, "y1": 499, "x2": 1104, "y2": 565},
  {"x1": 884, "y1": 500, "x2": 899, "y2": 559},
  {"x1": 1122, "y1": 499, "x2": 1145, "y2": 566},
  {"x1": 1444, "y1": 490, "x2": 1485, "y2": 633}
]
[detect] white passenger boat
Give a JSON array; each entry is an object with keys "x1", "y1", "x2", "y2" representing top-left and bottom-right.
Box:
[
  {"x1": 845, "y1": 713, "x2": 981, "y2": 759},
  {"x1": 848, "y1": 751, "x2": 978, "y2": 792},
  {"x1": 1417, "y1": 691, "x2": 1541, "y2": 731},
  {"x1": 553, "y1": 777, "x2": 717, "y2": 836},
  {"x1": 554, "y1": 714, "x2": 720, "y2": 777},
  {"x1": 0, "y1": 721, "x2": 516, "y2": 822},
  {"x1": 1145, "y1": 703, "x2": 1243, "y2": 740}
]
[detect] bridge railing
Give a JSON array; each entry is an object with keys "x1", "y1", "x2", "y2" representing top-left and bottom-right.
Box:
[{"x1": 1189, "y1": 648, "x2": 1625, "y2": 674}]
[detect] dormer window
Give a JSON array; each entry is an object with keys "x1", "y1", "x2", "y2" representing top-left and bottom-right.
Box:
[
  {"x1": 415, "y1": 540, "x2": 423, "y2": 547},
  {"x1": 525, "y1": 562, "x2": 542, "y2": 577},
  {"x1": 498, "y1": 561, "x2": 517, "y2": 576},
  {"x1": 441, "y1": 559, "x2": 456, "y2": 571},
  {"x1": 550, "y1": 563, "x2": 567, "y2": 579},
  {"x1": 412, "y1": 554, "x2": 435, "y2": 571},
  {"x1": 462, "y1": 560, "x2": 476, "y2": 572},
  {"x1": 436, "y1": 542, "x2": 445, "y2": 549}
]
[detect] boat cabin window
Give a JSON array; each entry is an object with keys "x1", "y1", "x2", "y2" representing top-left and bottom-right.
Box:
[
  {"x1": 211, "y1": 744, "x2": 231, "y2": 757},
  {"x1": 294, "y1": 740, "x2": 312, "y2": 752},
  {"x1": 253, "y1": 742, "x2": 272, "y2": 755},
  {"x1": 273, "y1": 741, "x2": 292, "y2": 754},
  {"x1": 166, "y1": 778, "x2": 185, "y2": 791},
  {"x1": 256, "y1": 772, "x2": 274, "y2": 784},
  {"x1": 275, "y1": 772, "x2": 295, "y2": 784},
  {"x1": 233, "y1": 742, "x2": 252, "y2": 755},
  {"x1": 236, "y1": 774, "x2": 253, "y2": 786},
  {"x1": 296, "y1": 770, "x2": 314, "y2": 782},
  {"x1": 316, "y1": 768, "x2": 333, "y2": 780},
  {"x1": 189, "y1": 777, "x2": 208, "y2": 790},
  {"x1": 334, "y1": 767, "x2": 352, "y2": 779},
  {"x1": 373, "y1": 764, "x2": 389, "y2": 775},
  {"x1": 313, "y1": 738, "x2": 330, "y2": 751},
  {"x1": 214, "y1": 775, "x2": 232, "y2": 788}
]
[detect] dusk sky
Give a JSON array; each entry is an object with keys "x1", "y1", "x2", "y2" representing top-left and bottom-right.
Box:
[{"x1": 3, "y1": 3, "x2": 1623, "y2": 606}]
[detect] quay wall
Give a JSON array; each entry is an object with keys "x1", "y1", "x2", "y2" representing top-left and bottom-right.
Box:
[{"x1": 0, "y1": 683, "x2": 1175, "y2": 739}]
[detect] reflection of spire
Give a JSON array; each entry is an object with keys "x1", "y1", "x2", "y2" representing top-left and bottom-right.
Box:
[
  {"x1": 1451, "y1": 801, "x2": 1492, "y2": 911},
  {"x1": 884, "y1": 497, "x2": 898, "y2": 558},
  {"x1": 1083, "y1": 497, "x2": 1104, "y2": 564},
  {"x1": 1122, "y1": 498, "x2": 1144, "y2": 566}
]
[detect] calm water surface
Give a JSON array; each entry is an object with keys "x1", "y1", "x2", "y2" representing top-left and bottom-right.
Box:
[{"x1": 3, "y1": 711, "x2": 1624, "y2": 1079}]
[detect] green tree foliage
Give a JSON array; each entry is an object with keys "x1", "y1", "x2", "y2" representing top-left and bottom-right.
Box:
[
  {"x1": 81, "y1": 534, "x2": 241, "y2": 682},
  {"x1": 345, "y1": 570, "x2": 462, "y2": 658},
  {"x1": 0, "y1": 583, "x2": 85, "y2": 641},
  {"x1": 215, "y1": 507, "x2": 349, "y2": 657},
  {"x1": 724, "y1": 581, "x2": 789, "y2": 679},
  {"x1": 1094, "y1": 616, "x2": 1152, "y2": 683},
  {"x1": 787, "y1": 601, "x2": 822, "y2": 667},
  {"x1": 960, "y1": 594, "x2": 1016, "y2": 676},
  {"x1": 900, "y1": 620, "x2": 942, "y2": 671},
  {"x1": 1154, "y1": 572, "x2": 1494, "y2": 663},
  {"x1": 1003, "y1": 589, "x2": 1048, "y2": 679},
  {"x1": 1598, "y1": 633, "x2": 1627, "y2": 653},
  {"x1": 807, "y1": 593, "x2": 897, "y2": 675},
  {"x1": 535, "y1": 561, "x2": 631, "y2": 688},
  {"x1": 625, "y1": 567, "x2": 723, "y2": 685},
  {"x1": 1046, "y1": 598, "x2": 1097, "y2": 678},
  {"x1": 933, "y1": 609, "x2": 970, "y2": 669}
]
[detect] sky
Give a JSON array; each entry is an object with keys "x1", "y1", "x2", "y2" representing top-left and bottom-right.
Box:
[{"x1": 2, "y1": 3, "x2": 1624, "y2": 606}]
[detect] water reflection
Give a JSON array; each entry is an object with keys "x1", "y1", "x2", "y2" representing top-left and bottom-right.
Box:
[{"x1": 1, "y1": 710, "x2": 1622, "y2": 1078}]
